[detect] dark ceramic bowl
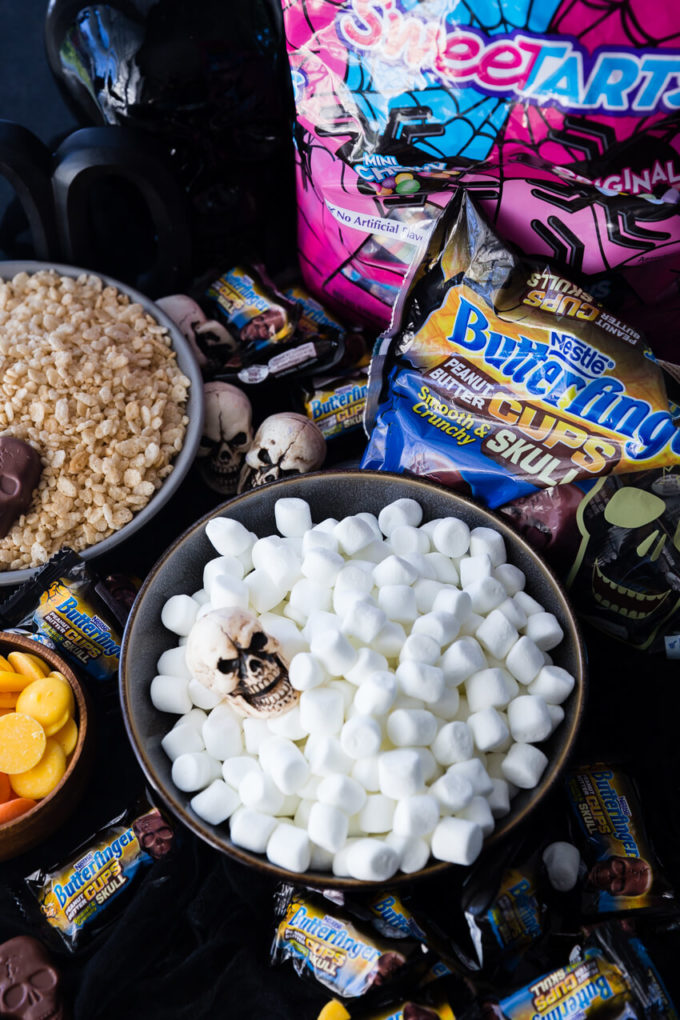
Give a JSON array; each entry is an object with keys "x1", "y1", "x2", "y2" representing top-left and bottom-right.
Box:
[
  {"x1": 0, "y1": 261, "x2": 205, "y2": 586},
  {"x1": 120, "y1": 470, "x2": 587, "y2": 886}
]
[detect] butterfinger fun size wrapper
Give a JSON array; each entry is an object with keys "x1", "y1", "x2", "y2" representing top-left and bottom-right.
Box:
[{"x1": 362, "y1": 191, "x2": 680, "y2": 510}]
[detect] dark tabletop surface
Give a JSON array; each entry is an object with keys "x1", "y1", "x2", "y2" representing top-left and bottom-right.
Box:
[{"x1": 1, "y1": 5, "x2": 680, "y2": 1019}]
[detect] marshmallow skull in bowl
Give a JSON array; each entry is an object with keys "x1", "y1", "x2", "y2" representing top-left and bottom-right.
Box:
[{"x1": 186, "y1": 607, "x2": 298, "y2": 718}]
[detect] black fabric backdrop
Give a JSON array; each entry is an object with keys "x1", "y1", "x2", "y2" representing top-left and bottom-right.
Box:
[{"x1": 2, "y1": 5, "x2": 680, "y2": 1019}]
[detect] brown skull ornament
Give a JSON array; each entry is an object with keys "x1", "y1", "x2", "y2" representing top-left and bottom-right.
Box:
[
  {"x1": 197, "y1": 382, "x2": 254, "y2": 495},
  {"x1": 238, "y1": 412, "x2": 325, "y2": 492},
  {"x1": 186, "y1": 607, "x2": 298, "y2": 718},
  {"x1": 0, "y1": 936, "x2": 63, "y2": 1020}
]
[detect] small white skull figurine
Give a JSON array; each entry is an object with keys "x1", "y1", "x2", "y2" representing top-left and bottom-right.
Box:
[
  {"x1": 185, "y1": 607, "x2": 298, "y2": 718},
  {"x1": 156, "y1": 293, "x2": 237, "y2": 371},
  {"x1": 197, "y1": 382, "x2": 254, "y2": 495},
  {"x1": 238, "y1": 412, "x2": 326, "y2": 492}
]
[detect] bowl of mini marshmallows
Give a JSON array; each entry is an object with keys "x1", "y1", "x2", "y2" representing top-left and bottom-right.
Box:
[
  {"x1": 0, "y1": 262, "x2": 204, "y2": 585},
  {"x1": 120, "y1": 470, "x2": 586, "y2": 886}
]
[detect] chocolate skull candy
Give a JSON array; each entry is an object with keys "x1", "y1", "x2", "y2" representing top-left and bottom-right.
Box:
[
  {"x1": 186, "y1": 607, "x2": 297, "y2": 717},
  {"x1": 238, "y1": 412, "x2": 325, "y2": 492},
  {"x1": 0, "y1": 935, "x2": 63, "y2": 1020},
  {"x1": 133, "y1": 808, "x2": 175, "y2": 860},
  {"x1": 0, "y1": 437, "x2": 42, "y2": 539},
  {"x1": 197, "y1": 382, "x2": 253, "y2": 495}
]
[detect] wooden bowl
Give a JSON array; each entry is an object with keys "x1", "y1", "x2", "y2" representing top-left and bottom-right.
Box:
[
  {"x1": 0, "y1": 633, "x2": 93, "y2": 862},
  {"x1": 120, "y1": 470, "x2": 587, "y2": 887}
]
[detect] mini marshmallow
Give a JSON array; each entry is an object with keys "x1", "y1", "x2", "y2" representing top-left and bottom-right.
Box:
[
  {"x1": 361, "y1": 541, "x2": 391, "y2": 564},
  {"x1": 460, "y1": 554, "x2": 492, "y2": 588},
  {"x1": 378, "y1": 498, "x2": 423, "y2": 536},
  {"x1": 390, "y1": 524, "x2": 430, "y2": 556},
  {"x1": 514, "y1": 591, "x2": 544, "y2": 616},
  {"x1": 334, "y1": 562, "x2": 374, "y2": 595},
  {"x1": 447, "y1": 758, "x2": 493, "y2": 796},
  {"x1": 171, "y1": 752, "x2": 221, "y2": 792},
  {"x1": 371, "y1": 621, "x2": 407, "y2": 659},
  {"x1": 309, "y1": 844, "x2": 335, "y2": 872},
  {"x1": 150, "y1": 674, "x2": 192, "y2": 715},
  {"x1": 393, "y1": 794, "x2": 439, "y2": 837},
  {"x1": 206, "y1": 517, "x2": 253, "y2": 556},
  {"x1": 243, "y1": 570, "x2": 286, "y2": 614},
  {"x1": 387, "y1": 709, "x2": 438, "y2": 747},
  {"x1": 305, "y1": 734, "x2": 353, "y2": 776},
  {"x1": 209, "y1": 574, "x2": 249, "y2": 612},
  {"x1": 525, "y1": 612, "x2": 564, "y2": 651},
  {"x1": 399, "y1": 633, "x2": 441, "y2": 665},
  {"x1": 188, "y1": 678, "x2": 224, "y2": 711},
  {"x1": 378, "y1": 749, "x2": 425, "y2": 799},
  {"x1": 424, "y1": 552, "x2": 459, "y2": 584},
  {"x1": 302, "y1": 528, "x2": 338, "y2": 554},
  {"x1": 501, "y1": 742, "x2": 549, "y2": 789},
  {"x1": 355, "y1": 512, "x2": 383, "y2": 540},
  {"x1": 345, "y1": 838, "x2": 399, "y2": 881},
  {"x1": 192, "y1": 588, "x2": 210, "y2": 605},
  {"x1": 458, "y1": 795, "x2": 495, "y2": 836},
  {"x1": 331, "y1": 840, "x2": 358, "y2": 877},
  {"x1": 385, "y1": 833, "x2": 430, "y2": 874},
  {"x1": 157, "y1": 645, "x2": 190, "y2": 679},
  {"x1": 543, "y1": 841, "x2": 581, "y2": 892},
  {"x1": 310, "y1": 628, "x2": 358, "y2": 677},
  {"x1": 298, "y1": 773, "x2": 322, "y2": 801},
  {"x1": 300, "y1": 686, "x2": 345, "y2": 735},
  {"x1": 431, "y1": 816, "x2": 483, "y2": 865},
  {"x1": 202, "y1": 705, "x2": 243, "y2": 761},
  {"x1": 430, "y1": 771, "x2": 474, "y2": 812},
  {"x1": 476, "y1": 609, "x2": 519, "y2": 660},
  {"x1": 317, "y1": 773, "x2": 367, "y2": 815},
  {"x1": 439, "y1": 636, "x2": 486, "y2": 685},
  {"x1": 257, "y1": 615, "x2": 306, "y2": 661},
  {"x1": 377, "y1": 584, "x2": 418, "y2": 624},
  {"x1": 289, "y1": 652, "x2": 328, "y2": 692},
  {"x1": 308, "y1": 801, "x2": 349, "y2": 852},
  {"x1": 494, "y1": 563, "x2": 526, "y2": 596},
  {"x1": 294, "y1": 799, "x2": 314, "y2": 828},
  {"x1": 267, "y1": 706, "x2": 307, "y2": 742},
  {"x1": 261, "y1": 541, "x2": 302, "y2": 590},
  {"x1": 432, "y1": 518, "x2": 470, "y2": 558},
  {"x1": 266, "y1": 822, "x2": 311, "y2": 873},
  {"x1": 283, "y1": 603, "x2": 307, "y2": 627},
  {"x1": 302, "y1": 610, "x2": 341, "y2": 644},
  {"x1": 289, "y1": 578, "x2": 333, "y2": 617},
  {"x1": 345, "y1": 648, "x2": 389, "y2": 687},
  {"x1": 412, "y1": 579, "x2": 445, "y2": 614},
  {"x1": 357, "y1": 793, "x2": 395, "y2": 834},
  {"x1": 467, "y1": 708, "x2": 510, "y2": 752},
  {"x1": 466, "y1": 576, "x2": 507, "y2": 615},
  {"x1": 507, "y1": 695, "x2": 553, "y2": 743},
  {"x1": 497, "y1": 597, "x2": 527, "y2": 631},
  {"x1": 259, "y1": 736, "x2": 310, "y2": 794},
  {"x1": 203, "y1": 554, "x2": 247, "y2": 593},
  {"x1": 459, "y1": 612, "x2": 484, "y2": 637},
  {"x1": 353, "y1": 671, "x2": 397, "y2": 716},
  {"x1": 340, "y1": 715, "x2": 382, "y2": 759},
  {"x1": 191, "y1": 779, "x2": 240, "y2": 825},
  {"x1": 432, "y1": 720, "x2": 473, "y2": 765},
  {"x1": 528, "y1": 665, "x2": 576, "y2": 704},
  {"x1": 465, "y1": 667, "x2": 515, "y2": 713},
  {"x1": 334, "y1": 515, "x2": 375, "y2": 555},
  {"x1": 230, "y1": 807, "x2": 277, "y2": 853},
  {"x1": 470, "y1": 526, "x2": 506, "y2": 566},
  {"x1": 242, "y1": 717, "x2": 272, "y2": 755},
  {"x1": 487, "y1": 777, "x2": 511, "y2": 817},
  {"x1": 301, "y1": 546, "x2": 344, "y2": 585},
  {"x1": 161, "y1": 722, "x2": 205, "y2": 761},
  {"x1": 396, "y1": 661, "x2": 445, "y2": 704},
  {"x1": 547, "y1": 704, "x2": 565, "y2": 731},
  {"x1": 239, "y1": 770, "x2": 285, "y2": 814},
  {"x1": 412, "y1": 611, "x2": 459, "y2": 647},
  {"x1": 173, "y1": 708, "x2": 207, "y2": 732},
  {"x1": 222, "y1": 756, "x2": 261, "y2": 789},
  {"x1": 275, "y1": 497, "x2": 313, "y2": 537},
  {"x1": 161, "y1": 595, "x2": 199, "y2": 636},
  {"x1": 505, "y1": 634, "x2": 546, "y2": 685},
  {"x1": 352, "y1": 754, "x2": 381, "y2": 792},
  {"x1": 342, "y1": 597, "x2": 387, "y2": 644},
  {"x1": 429, "y1": 685, "x2": 461, "y2": 722}
]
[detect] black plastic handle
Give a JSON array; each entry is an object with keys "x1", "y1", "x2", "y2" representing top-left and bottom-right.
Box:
[{"x1": 0, "y1": 120, "x2": 58, "y2": 259}]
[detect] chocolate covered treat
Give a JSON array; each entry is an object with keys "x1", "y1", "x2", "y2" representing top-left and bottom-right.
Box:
[
  {"x1": 0, "y1": 438, "x2": 41, "y2": 539},
  {"x1": 0, "y1": 935, "x2": 63, "y2": 1019},
  {"x1": 132, "y1": 809, "x2": 175, "y2": 860}
]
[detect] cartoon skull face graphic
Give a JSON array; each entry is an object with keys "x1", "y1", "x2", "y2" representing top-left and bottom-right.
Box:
[
  {"x1": 185, "y1": 607, "x2": 297, "y2": 717},
  {"x1": 567, "y1": 469, "x2": 680, "y2": 650}
]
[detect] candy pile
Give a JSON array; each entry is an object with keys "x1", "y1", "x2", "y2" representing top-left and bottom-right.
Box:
[
  {"x1": 151, "y1": 496, "x2": 576, "y2": 881},
  {"x1": 0, "y1": 650, "x2": 78, "y2": 823}
]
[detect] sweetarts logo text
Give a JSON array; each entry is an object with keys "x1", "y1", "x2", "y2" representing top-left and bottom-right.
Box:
[{"x1": 338, "y1": 0, "x2": 680, "y2": 115}]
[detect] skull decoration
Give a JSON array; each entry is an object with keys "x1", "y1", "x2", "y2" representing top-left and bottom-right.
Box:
[
  {"x1": 567, "y1": 469, "x2": 680, "y2": 650},
  {"x1": 0, "y1": 436, "x2": 42, "y2": 538},
  {"x1": 133, "y1": 809, "x2": 175, "y2": 860},
  {"x1": 186, "y1": 607, "x2": 298, "y2": 718},
  {"x1": 197, "y1": 382, "x2": 253, "y2": 495},
  {"x1": 156, "y1": 293, "x2": 237, "y2": 373},
  {"x1": 238, "y1": 412, "x2": 326, "y2": 492},
  {"x1": 0, "y1": 935, "x2": 63, "y2": 1020}
]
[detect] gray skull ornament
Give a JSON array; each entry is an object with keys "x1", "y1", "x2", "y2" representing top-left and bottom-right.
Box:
[
  {"x1": 238, "y1": 412, "x2": 326, "y2": 492},
  {"x1": 197, "y1": 382, "x2": 253, "y2": 495},
  {"x1": 186, "y1": 607, "x2": 298, "y2": 718},
  {"x1": 156, "y1": 293, "x2": 237, "y2": 373},
  {"x1": 567, "y1": 469, "x2": 680, "y2": 651}
]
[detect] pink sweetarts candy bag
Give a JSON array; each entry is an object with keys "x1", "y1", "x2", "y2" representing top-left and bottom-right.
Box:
[{"x1": 281, "y1": 0, "x2": 680, "y2": 344}]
